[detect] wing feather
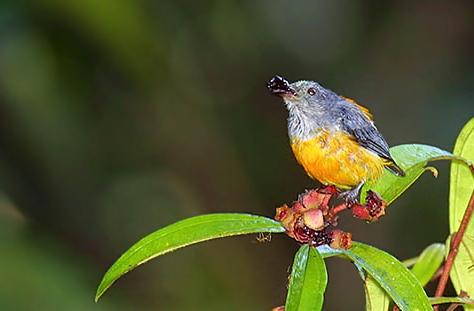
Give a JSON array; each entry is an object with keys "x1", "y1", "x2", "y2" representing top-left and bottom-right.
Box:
[{"x1": 338, "y1": 101, "x2": 405, "y2": 177}]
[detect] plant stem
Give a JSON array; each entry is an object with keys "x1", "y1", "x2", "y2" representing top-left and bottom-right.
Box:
[
  {"x1": 329, "y1": 203, "x2": 348, "y2": 216},
  {"x1": 433, "y1": 164, "x2": 474, "y2": 311}
]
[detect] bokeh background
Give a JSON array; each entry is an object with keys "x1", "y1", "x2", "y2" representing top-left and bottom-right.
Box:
[{"x1": 0, "y1": 1, "x2": 473, "y2": 310}]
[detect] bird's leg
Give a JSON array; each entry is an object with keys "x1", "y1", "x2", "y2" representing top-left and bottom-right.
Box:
[{"x1": 339, "y1": 182, "x2": 365, "y2": 206}]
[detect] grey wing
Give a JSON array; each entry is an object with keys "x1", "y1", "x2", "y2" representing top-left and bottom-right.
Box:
[{"x1": 338, "y1": 104, "x2": 405, "y2": 177}]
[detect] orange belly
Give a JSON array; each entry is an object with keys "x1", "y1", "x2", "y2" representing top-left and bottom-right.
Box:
[{"x1": 290, "y1": 131, "x2": 385, "y2": 189}]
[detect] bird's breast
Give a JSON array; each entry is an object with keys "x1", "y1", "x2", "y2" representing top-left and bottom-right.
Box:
[{"x1": 290, "y1": 130, "x2": 385, "y2": 188}]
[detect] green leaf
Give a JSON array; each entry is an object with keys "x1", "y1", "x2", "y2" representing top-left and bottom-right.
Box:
[
  {"x1": 364, "y1": 276, "x2": 391, "y2": 311},
  {"x1": 449, "y1": 117, "x2": 474, "y2": 310},
  {"x1": 95, "y1": 213, "x2": 285, "y2": 301},
  {"x1": 361, "y1": 144, "x2": 464, "y2": 205},
  {"x1": 403, "y1": 257, "x2": 419, "y2": 268},
  {"x1": 411, "y1": 243, "x2": 446, "y2": 287},
  {"x1": 316, "y1": 244, "x2": 344, "y2": 258},
  {"x1": 285, "y1": 245, "x2": 328, "y2": 311},
  {"x1": 428, "y1": 296, "x2": 474, "y2": 306},
  {"x1": 344, "y1": 242, "x2": 432, "y2": 311}
]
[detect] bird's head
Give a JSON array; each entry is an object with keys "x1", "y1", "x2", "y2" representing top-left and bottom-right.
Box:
[{"x1": 267, "y1": 75, "x2": 337, "y2": 111}]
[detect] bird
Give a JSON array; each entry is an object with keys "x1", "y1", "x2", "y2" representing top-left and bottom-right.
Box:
[{"x1": 267, "y1": 75, "x2": 405, "y2": 204}]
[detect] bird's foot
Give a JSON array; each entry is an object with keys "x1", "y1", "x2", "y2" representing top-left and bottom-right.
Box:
[
  {"x1": 339, "y1": 189, "x2": 359, "y2": 206},
  {"x1": 339, "y1": 182, "x2": 364, "y2": 206}
]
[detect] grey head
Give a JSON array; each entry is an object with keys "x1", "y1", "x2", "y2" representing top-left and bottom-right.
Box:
[
  {"x1": 267, "y1": 75, "x2": 348, "y2": 139},
  {"x1": 267, "y1": 75, "x2": 340, "y2": 109}
]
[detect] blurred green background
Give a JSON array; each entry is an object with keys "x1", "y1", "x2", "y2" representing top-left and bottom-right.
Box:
[{"x1": 0, "y1": 1, "x2": 473, "y2": 310}]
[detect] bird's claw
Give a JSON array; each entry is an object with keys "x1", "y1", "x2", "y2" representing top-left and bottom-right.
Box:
[{"x1": 339, "y1": 182, "x2": 364, "y2": 206}]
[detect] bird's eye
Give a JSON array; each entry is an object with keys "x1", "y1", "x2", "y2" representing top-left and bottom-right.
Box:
[{"x1": 307, "y1": 88, "x2": 316, "y2": 96}]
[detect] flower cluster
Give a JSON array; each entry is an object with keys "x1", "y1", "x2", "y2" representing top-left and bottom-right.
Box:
[
  {"x1": 275, "y1": 189, "x2": 352, "y2": 249},
  {"x1": 274, "y1": 187, "x2": 387, "y2": 249}
]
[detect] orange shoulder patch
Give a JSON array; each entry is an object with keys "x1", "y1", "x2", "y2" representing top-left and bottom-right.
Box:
[{"x1": 341, "y1": 96, "x2": 373, "y2": 121}]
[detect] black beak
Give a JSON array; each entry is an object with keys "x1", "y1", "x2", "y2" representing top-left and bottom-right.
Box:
[{"x1": 267, "y1": 75, "x2": 295, "y2": 96}]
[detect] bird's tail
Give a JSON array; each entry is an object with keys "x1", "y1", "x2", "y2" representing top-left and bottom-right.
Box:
[{"x1": 385, "y1": 162, "x2": 406, "y2": 177}]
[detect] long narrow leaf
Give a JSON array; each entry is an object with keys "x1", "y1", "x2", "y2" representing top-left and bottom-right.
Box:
[
  {"x1": 364, "y1": 276, "x2": 391, "y2": 311},
  {"x1": 411, "y1": 243, "x2": 445, "y2": 287},
  {"x1": 449, "y1": 117, "x2": 474, "y2": 310},
  {"x1": 285, "y1": 245, "x2": 328, "y2": 311},
  {"x1": 428, "y1": 296, "x2": 474, "y2": 306},
  {"x1": 96, "y1": 213, "x2": 285, "y2": 301},
  {"x1": 316, "y1": 244, "x2": 344, "y2": 258},
  {"x1": 344, "y1": 242, "x2": 432, "y2": 311},
  {"x1": 361, "y1": 144, "x2": 463, "y2": 204}
]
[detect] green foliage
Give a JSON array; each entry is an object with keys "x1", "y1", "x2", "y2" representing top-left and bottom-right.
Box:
[
  {"x1": 363, "y1": 276, "x2": 390, "y2": 311},
  {"x1": 428, "y1": 297, "x2": 474, "y2": 306},
  {"x1": 285, "y1": 245, "x2": 327, "y2": 311},
  {"x1": 361, "y1": 144, "x2": 463, "y2": 204},
  {"x1": 411, "y1": 243, "x2": 446, "y2": 287},
  {"x1": 96, "y1": 117, "x2": 474, "y2": 311},
  {"x1": 319, "y1": 243, "x2": 432, "y2": 310},
  {"x1": 95, "y1": 214, "x2": 285, "y2": 301},
  {"x1": 345, "y1": 243, "x2": 432, "y2": 311},
  {"x1": 449, "y1": 117, "x2": 474, "y2": 310}
]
